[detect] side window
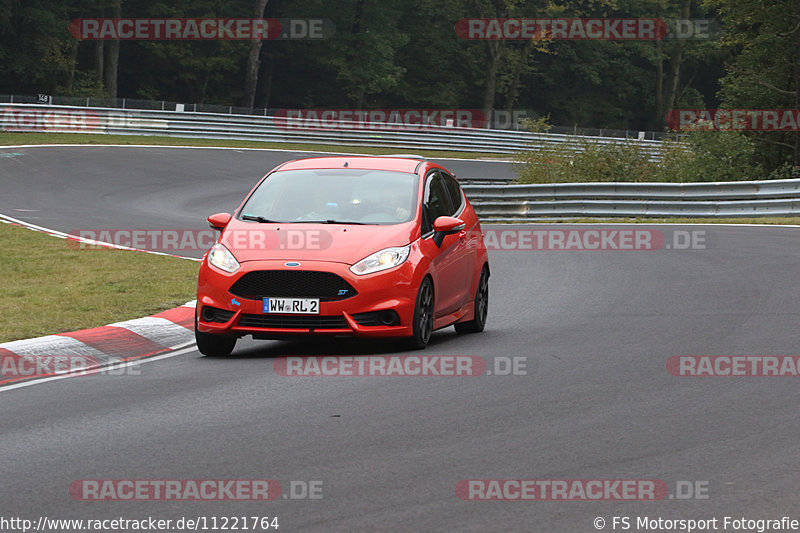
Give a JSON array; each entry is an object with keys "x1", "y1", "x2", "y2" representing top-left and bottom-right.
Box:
[
  {"x1": 442, "y1": 173, "x2": 463, "y2": 214},
  {"x1": 425, "y1": 172, "x2": 454, "y2": 222},
  {"x1": 421, "y1": 204, "x2": 432, "y2": 235}
]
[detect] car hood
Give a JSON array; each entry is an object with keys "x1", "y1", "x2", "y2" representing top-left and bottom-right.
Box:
[{"x1": 220, "y1": 219, "x2": 417, "y2": 264}]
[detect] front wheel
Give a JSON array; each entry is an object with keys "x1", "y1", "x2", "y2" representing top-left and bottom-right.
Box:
[
  {"x1": 195, "y1": 319, "x2": 236, "y2": 356},
  {"x1": 455, "y1": 266, "x2": 488, "y2": 334},
  {"x1": 405, "y1": 277, "x2": 434, "y2": 350}
]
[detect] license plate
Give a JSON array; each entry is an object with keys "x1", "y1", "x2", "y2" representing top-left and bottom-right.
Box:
[{"x1": 263, "y1": 297, "x2": 319, "y2": 314}]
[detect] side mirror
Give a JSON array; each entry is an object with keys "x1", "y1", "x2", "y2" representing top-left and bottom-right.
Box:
[
  {"x1": 432, "y1": 216, "x2": 465, "y2": 247},
  {"x1": 207, "y1": 212, "x2": 232, "y2": 231}
]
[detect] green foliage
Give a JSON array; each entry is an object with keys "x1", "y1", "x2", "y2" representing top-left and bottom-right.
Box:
[
  {"x1": 661, "y1": 129, "x2": 761, "y2": 182},
  {"x1": 516, "y1": 137, "x2": 659, "y2": 183},
  {"x1": 0, "y1": 0, "x2": 728, "y2": 123},
  {"x1": 0, "y1": 0, "x2": 76, "y2": 93},
  {"x1": 320, "y1": 0, "x2": 409, "y2": 107},
  {"x1": 766, "y1": 163, "x2": 795, "y2": 181},
  {"x1": 516, "y1": 122, "x2": 765, "y2": 183},
  {"x1": 520, "y1": 115, "x2": 552, "y2": 133},
  {"x1": 57, "y1": 70, "x2": 107, "y2": 97},
  {"x1": 0, "y1": 0, "x2": 794, "y2": 181},
  {"x1": 703, "y1": 0, "x2": 799, "y2": 171}
]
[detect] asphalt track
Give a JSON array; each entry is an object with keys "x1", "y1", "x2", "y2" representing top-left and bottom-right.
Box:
[
  {"x1": 2, "y1": 145, "x2": 800, "y2": 532},
  {"x1": 0, "y1": 145, "x2": 516, "y2": 239}
]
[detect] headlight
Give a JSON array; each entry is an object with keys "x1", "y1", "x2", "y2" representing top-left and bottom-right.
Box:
[
  {"x1": 208, "y1": 243, "x2": 240, "y2": 273},
  {"x1": 350, "y1": 245, "x2": 411, "y2": 275}
]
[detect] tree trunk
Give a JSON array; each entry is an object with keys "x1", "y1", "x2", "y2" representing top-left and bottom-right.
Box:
[
  {"x1": 663, "y1": 45, "x2": 684, "y2": 121},
  {"x1": 480, "y1": 0, "x2": 509, "y2": 128},
  {"x1": 345, "y1": 0, "x2": 366, "y2": 108},
  {"x1": 259, "y1": 57, "x2": 274, "y2": 109},
  {"x1": 66, "y1": 40, "x2": 79, "y2": 93},
  {"x1": 504, "y1": 40, "x2": 533, "y2": 116},
  {"x1": 482, "y1": 39, "x2": 501, "y2": 128},
  {"x1": 661, "y1": 0, "x2": 692, "y2": 127},
  {"x1": 241, "y1": 0, "x2": 270, "y2": 109},
  {"x1": 104, "y1": 0, "x2": 121, "y2": 99},
  {"x1": 94, "y1": 42, "x2": 104, "y2": 85},
  {"x1": 655, "y1": 39, "x2": 663, "y2": 129}
]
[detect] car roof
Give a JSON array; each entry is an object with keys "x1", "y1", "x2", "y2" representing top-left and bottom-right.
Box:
[{"x1": 277, "y1": 156, "x2": 425, "y2": 173}]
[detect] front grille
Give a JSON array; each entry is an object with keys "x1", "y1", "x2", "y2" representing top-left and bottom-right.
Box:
[
  {"x1": 228, "y1": 270, "x2": 357, "y2": 301},
  {"x1": 239, "y1": 314, "x2": 349, "y2": 329}
]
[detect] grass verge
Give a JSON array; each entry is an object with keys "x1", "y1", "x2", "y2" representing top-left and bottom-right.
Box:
[
  {"x1": 0, "y1": 132, "x2": 509, "y2": 160},
  {"x1": 0, "y1": 222, "x2": 199, "y2": 343}
]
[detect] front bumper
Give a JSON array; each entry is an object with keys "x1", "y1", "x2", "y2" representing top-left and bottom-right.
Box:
[{"x1": 196, "y1": 259, "x2": 418, "y2": 339}]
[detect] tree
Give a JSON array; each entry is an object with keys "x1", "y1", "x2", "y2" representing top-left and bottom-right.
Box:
[
  {"x1": 0, "y1": 0, "x2": 76, "y2": 94},
  {"x1": 241, "y1": 0, "x2": 269, "y2": 109},
  {"x1": 0, "y1": 0, "x2": 733, "y2": 139},
  {"x1": 105, "y1": 0, "x2": 121, "y2": 99},
  {"x1": 470, "y1": 0, "x2": 522, "y2": 127},
  {"x1": 323, "y1": 0, "x2": 408, "y2": 108},
  {"x1": 705, "y1": 0, "x2": 800, "y2": 171}
]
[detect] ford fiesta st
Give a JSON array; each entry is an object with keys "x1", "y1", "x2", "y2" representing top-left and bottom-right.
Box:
[{"x1": 195, "y1": 155, "x2": 489, "y2": 356}]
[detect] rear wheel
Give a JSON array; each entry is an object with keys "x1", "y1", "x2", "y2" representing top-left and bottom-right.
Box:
[
  {"x1": 195, "y1": 318, "x2": 236, "y2": 356},
  {"x1": 455, "y1": 266, "x2": 488, "y2": 334},
  {"x1": 405, "y1": 277, "x2": 434, "y2": 350}
]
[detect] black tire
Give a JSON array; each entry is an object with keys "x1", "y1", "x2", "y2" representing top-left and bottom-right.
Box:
[
  {"x1": 195, "y1": 318, "x2": 236, "y2": 356},
  {"x1": 405, "y1": 277, "x2": 434, "y2": 350},
  {"x1": 455, "y1": 266, "x2": 488, "y2": 334}
]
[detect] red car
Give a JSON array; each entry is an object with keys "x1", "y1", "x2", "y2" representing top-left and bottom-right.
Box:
[{"x1": 195, "y1": 155, "x2": 489, "y2": 356}]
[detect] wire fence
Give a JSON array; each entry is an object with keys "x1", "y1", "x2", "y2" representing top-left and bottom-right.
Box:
[
  {"x1": 0, "y1": 102, "x2": 669, "y2": 158},
  {"x1": 0, "y1": 94, "x2": 669, "y2": 140}
]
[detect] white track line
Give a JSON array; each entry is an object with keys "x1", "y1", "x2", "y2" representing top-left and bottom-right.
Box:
[
  {"x1": 0, "y1": 143, "x2": 515, "y2": 162},
  {"x1": 0, "y1": 343, "x2": 197, "y2": 393},
  {"x1": 0, "y1": 212, "x2": 201, "y2": 261}
]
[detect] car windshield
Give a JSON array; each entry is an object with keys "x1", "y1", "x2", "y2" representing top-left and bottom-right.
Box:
[{"x1": 239, "y1": 168, "x2": 418, "y2": 225}]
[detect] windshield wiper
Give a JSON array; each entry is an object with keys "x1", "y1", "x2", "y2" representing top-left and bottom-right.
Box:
[
  {"x1": 242, "y1": 214, "x2": 280, "y2": 223},
  {"x1": 294, "y1": 219, "x2": 367, "y2": 225}
]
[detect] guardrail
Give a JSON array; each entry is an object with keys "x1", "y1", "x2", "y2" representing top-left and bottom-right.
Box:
[
  {"x1": 0, "y1": 94, "x2": 669, "y2": 140},
  {"x1": 0, "y1": 103, "x2": 667, "y2": 157},
  {"x1": 8, "y1": 103, "x2": 778, "y2": 220},
  {"x1": 463, "y1": 179, "x2": 800, "y2": 220}
]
